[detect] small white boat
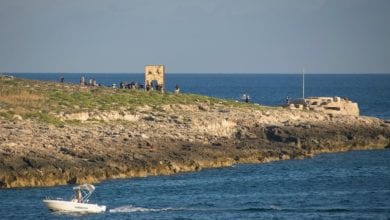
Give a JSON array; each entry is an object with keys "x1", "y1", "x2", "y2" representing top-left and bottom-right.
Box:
[{"x1": 43, "y1": 184, "x2": 106, "y2": 213}]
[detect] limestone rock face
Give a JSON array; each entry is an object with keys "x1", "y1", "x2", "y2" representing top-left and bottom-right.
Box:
[
  {"x1": 0, "y1": 103, "x2": 389, "y2": 188},
  {"x1": 288, "y1": 97, "x2": 360, "y2": 116},
  {"x1": 60, "y1": 111, "x2": 140, "y2": 122},
  {"x1": 305, "y1": 97, "x2": 360, "y2": 116},
  {"x1": 193, "y1": 119, "x2": 237, "y2": 137}
]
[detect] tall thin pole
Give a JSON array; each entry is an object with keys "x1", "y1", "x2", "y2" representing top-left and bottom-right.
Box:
[{"x1": 302, "y1": 68, "x2": 305, "y2": 99}]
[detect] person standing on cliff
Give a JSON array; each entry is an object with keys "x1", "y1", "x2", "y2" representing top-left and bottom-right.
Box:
[
  {"x1": 175, "y1": 84, "x2": 180, "y2": 95},
  {"x1": 245, "y1": 94, "x2": 249, "y2": 103}
]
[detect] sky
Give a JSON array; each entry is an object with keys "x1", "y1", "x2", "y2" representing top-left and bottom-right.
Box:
[{"x1": 0, "y1": 0, "x2": 389, "y2": 73}]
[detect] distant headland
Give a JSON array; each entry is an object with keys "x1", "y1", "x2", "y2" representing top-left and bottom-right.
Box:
[{"x1": 0, "y1": 75, "x2": 389, "y2": 188}]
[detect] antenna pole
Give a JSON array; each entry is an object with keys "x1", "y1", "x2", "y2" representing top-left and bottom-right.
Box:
[{"x1": 302, "y1": 68, "x2": 305, "y2": 99}]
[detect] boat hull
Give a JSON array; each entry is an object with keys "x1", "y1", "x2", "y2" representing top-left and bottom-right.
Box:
[{"x1": 43, "y1": 200, "x2": 106, "y2": 213}]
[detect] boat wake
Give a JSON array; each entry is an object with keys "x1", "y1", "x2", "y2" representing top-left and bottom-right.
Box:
[
  {"x1": 108, "y1": 205, "x2": 282, "y2": 213},
  {"x1": 108, "y1": 204, "x2": 385, "y2": 214},
  {"x1": 109, "y1": 205, "x2": 174, "y2": 213}
]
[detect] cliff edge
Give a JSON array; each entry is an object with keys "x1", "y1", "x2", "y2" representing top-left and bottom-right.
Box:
[{"x1": 1, "y1": 77, "x2": 389, "y2": 188}]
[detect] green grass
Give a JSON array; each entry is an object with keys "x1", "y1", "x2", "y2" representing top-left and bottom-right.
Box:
[
  {"x1": 47, "y1": 88, "x2": 233, "y2": 112},
  {"x1": 24, "y1": 112, "x2": 65, "y2": 127},
  {"x1": 0, "y1": 76, "x2": 279, "y2": 125},
  {"x1": 0, "y1": 111, "x2": 14, "y2": 120}
]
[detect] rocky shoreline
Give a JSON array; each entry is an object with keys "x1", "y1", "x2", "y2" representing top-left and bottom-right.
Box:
[{"x1": 1, "y1": 102, "x2": 389, "y2": 188}]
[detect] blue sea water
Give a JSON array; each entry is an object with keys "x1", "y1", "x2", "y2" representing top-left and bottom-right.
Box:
[
  {"x1": 8, "y1": 73, "x2": 390, "y2": 119},
  {"x1": 1, "y1": 73, "x2": 390, "y2": 219},
  {"x1": 0, "y1": 150, "x2": 389, "y2": 219}
]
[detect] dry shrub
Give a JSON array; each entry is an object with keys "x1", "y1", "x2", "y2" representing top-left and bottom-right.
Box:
[{"x1": 0, "y1": 90, "x2": 46, "y2": 107}]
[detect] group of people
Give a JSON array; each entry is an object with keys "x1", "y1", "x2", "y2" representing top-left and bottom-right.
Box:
[
  {"x1": 80, "y1": 76, "x2": 99, "y2": 87},
  {"x1": 119, "y1": 81, "x2": 142, "y2": 90},
  {"x1": 242, "y1": 94, "x2": 250, "y2": 103},
  {"x1": 145, "y1": 82, "x2": 163, "y2": 92},
  {"x1": 60, "y1": 76, "x2": 181, "y2": 94},
  {"x1": 60, "y1": 76, "x2": 98, "y2": 86},
  {"x1": 144, "y1": 82, "x2": 180, "y2": 94}
]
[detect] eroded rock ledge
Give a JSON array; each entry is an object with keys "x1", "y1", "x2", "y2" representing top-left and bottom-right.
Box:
[{"x1": 1, "y1": 104, "x2": 389, "y2": 188}]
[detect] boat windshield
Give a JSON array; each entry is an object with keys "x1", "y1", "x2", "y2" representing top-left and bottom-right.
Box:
[{"x1": 72, "y1": 184, "x2": 95, "y2": 203}]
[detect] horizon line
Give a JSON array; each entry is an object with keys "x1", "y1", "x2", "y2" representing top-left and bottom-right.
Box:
[{"x1": 3, "y1": 72, "x2": 390, "y2": 75}]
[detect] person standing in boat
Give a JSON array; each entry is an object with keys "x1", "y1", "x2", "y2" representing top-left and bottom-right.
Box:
[{"x1": 75, "y1": 189, "x2": 82, "y2": 203}]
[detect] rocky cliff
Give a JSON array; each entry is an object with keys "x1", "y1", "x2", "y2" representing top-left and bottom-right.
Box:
[{"x1": 0, "y1": 77, "x2": 389, "y2": 188}]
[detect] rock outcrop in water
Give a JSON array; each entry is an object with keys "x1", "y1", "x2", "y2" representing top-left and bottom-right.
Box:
[{"x1": 0, "y1": 78, "x2": 389, "y2": 188}]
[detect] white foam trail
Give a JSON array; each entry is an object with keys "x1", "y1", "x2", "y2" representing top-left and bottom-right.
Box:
[
  {"x1": 109, "y1": 205, "x2": 173, "y2": 213},
  {"x1": 270, "y1": 205, "x2": 282, "y2": 210}
]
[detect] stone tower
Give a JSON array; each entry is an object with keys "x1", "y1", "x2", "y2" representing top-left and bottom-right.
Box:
[{"x1": 145, "y1": 65, "x2": 165, "y2": 91}]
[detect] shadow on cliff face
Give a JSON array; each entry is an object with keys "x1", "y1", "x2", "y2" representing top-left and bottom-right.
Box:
[
  {"x1": 1, "y1": 117, "x2": 390, "y2": 188},
  {"x1": 267, "y1": 122, "x2": 390, "y2": 153}
]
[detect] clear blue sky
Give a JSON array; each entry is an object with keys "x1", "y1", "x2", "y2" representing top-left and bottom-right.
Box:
[{"x1": 0, "y1": 0, "x2": 389, "y2": 73}]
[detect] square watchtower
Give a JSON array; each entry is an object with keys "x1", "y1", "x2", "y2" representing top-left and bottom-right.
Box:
[{"x1": 145, "y1": 65, "x2": 165, "y2": 92}]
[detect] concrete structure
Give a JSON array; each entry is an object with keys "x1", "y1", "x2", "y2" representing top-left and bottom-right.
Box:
[
  {"x1": 287, "y1": 96, "x2": 359, "y2": 116},
  {"x1": 145, "y1": 65, "x2": 165, "y2": 92}
]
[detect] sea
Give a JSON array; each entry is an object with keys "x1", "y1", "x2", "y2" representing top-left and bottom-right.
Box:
[{"x1": 1, "y1": 73, "x2": 390, "y2": 219}]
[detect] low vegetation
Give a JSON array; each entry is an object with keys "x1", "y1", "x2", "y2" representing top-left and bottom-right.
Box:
[{"x1": 0, "y1": 76, "x2": 274, "y2": 125}]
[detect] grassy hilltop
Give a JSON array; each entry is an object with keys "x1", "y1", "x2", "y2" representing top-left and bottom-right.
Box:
[{"x1": 0, "y1": 76, "x2": 266, "y2": 125}]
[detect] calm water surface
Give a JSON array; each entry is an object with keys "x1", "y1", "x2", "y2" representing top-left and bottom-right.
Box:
[{"x1": 0, "y1": 150, "x2": 389, "y2": 219}]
